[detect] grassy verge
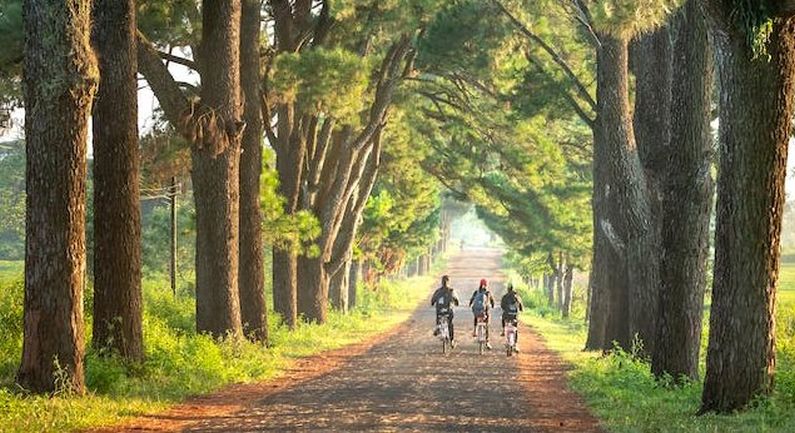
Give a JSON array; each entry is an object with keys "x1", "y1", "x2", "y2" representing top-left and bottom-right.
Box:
[
  {"x1": 511, "y1": 275, "x2": 795, "y2": 433},
  {"x1": 0, "y1": 258, "x2": 443, "y2": 433}
]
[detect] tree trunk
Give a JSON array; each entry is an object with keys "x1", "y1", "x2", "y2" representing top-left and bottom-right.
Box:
[
  {"x1": 91, "y1": 0, "x2": 143, "y2": 361},
  {"x1": 418, "y1": 254, "x2": 428, "y2": 275},
  {"x1": 598, "y1": 34, "x2": 654, "y2": 353},
  {"x1": 629, "y1": 24, "x2": 673, "y2": 358},
  {"x1": 652, "y1": 0, "x2": 713, "y2": 382},
  {"x1": 238, "y1": 0, "x2": 267, "y2": 343},
  {"x1": 562, "y1": 264, "x2": 574, "y2": 318},
  {"x1": 586, "y1": 125, "x2": 610, "y2": 350},
  {"x1": 18, "y1": 0, "x2": 96, "y2": 393},
  {"x1": 544, "y1": 273, "x2": 555, "y2": 306},
  {"x1": 407, "y1": 257, "x2": 418, "y2": 277},
  {"x1": 349, "y1": 259, "x2": 361, "y2": 309},
  {"x1": 273, "y1": 249, "x2": 298, "y2": 329},
  {"x1": 192, "y1": 0, "x2": 243, "y2": 338},
  {"x1": 700, "y1": 12, "x2": 795, "y2": 413},
  {"x1": 297, "y1": 255, "x2": 329, "y2": 322},
  {"x1": 330, "y1": 260, "x2": 351, "y2": 313},
  {"x1": 556, "y1": 252, "x2": 565, "y2": 311}
]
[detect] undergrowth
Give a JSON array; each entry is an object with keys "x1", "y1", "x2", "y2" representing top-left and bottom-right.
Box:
[
  {"x1": 511, "y1": 276, "x2": 795, "y2": 433},
  {"x1": 0, "y1": 258, "x2": 440, "y2": 433}
]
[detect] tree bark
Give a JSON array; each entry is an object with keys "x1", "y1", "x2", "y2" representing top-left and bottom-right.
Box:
[
  {"x1": 418, "y1": 254, "x2": 428, "y2": 275},
  {"x1": 349, "y1": 259, "x2": 360, "y2": 309},
  {"x1": 598, "y1": 34, "x2": 652, "y2": 353},
  {"x1": 272, "y1": 249, "x2": 298, "y2": 329},
  {"x1": 652, "y1": 0, "x2": 713, "y2": 382},
  {"x1": 330, "y1": 260, "x2": 351, "y2": 313},
  {"x1": 586, "y1": 125, "x2": 610, "y2": 350},
  {"x1": 238, "y1": 0, "x2": 267, "y2": 343},
  {"x1": 91, "y1": 0, "x2": 143, "y2": 361},
  {"x1": 700, "y1": 11, "x2": 795, "y2": 413},
  {"x1": 556, "y1": 252, "x2": 565, "y2": 311},
  {"x1": 18, "y1": 0, "x2": 96, "y2": 393},
  {"x1": 628, "y1": 24, "x2": 673, "y2": 358},
  {"x1": 192, "y1": 0, "x2": 243, "y2": 338},
  {"x1": 297, "y1": 255, "x2": 329, "y2": 322},
  {"x1": 544, "y1": 272, "x2": 555, "y2": 306},
  {"x1": 562, "y1": 263, "x2": 574, "y2": 318}
]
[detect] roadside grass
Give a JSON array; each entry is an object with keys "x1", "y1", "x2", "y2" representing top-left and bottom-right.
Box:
[
  {"x1": 0, "y1": 258, "x2": 443, "y2": 433},
  {"x1": 0, "y1": 260, "x2": 22, "y2": 284},
  {"x1": 512, "y1": 268, "x2": 795, "y2": 433}
]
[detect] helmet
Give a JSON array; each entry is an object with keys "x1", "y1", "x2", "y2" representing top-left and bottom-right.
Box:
[
  {"x1": 480, "y1": 278, "x2": 488, "y2": 287},
  {"x1": 441, "y1": 275, "x2": 450, "y2": 286}
]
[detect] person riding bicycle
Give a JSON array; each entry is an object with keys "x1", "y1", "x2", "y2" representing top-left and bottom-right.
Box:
[
  {"x1": 431, "y1": 275, "x2": 459, "y2": 347},
  {"x1": 500, "y1": 283, "x2": 524, "y2": 351},
  {"x1": 469, "y1": 278, "x2": 495, "y2": 349}
]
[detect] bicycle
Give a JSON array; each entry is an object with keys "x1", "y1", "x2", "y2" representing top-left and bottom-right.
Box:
[
  {"x1": 437, "y1": 311, "x2": 452, "y2": 354},
  {"x1": 475, "y1": 313, "x2": 489, "y2": 355},
  {"x1": 504, "y1": 318, "x2": 518, "y2": 357}
]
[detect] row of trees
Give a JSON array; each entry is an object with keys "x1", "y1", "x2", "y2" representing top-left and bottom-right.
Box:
[
  {"x1": 8, "y1": 0, "x2": 448, "y2": 394},
  {"x1": 506, "y1": 0, "x2": 794, "y2": 414},
  {"x1": 380, "y1": 0, "x2": 795, "y2": 414}
]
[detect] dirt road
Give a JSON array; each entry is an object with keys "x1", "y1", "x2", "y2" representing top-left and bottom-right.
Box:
[{"x1": 101, "y1": 248, "x2": 602, "y2": 433}]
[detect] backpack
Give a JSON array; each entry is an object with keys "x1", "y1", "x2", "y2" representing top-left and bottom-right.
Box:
[
  {"x1": 504, "y1": 293, "x2": 519, "y2": 314},
  {"x1": 472, "y1": 290, "x2": 488, "y2": 313},
  {"x1": 436, "y1": 289, "x2": 451, "y2": 308}
]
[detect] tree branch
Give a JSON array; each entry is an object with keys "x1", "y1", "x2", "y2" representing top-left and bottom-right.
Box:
[
  {"x1": 491, "y1": 0, "x2": 596, "y2": 110},
  {"x1": 157, "y1": 50, "x2": 197, "y2": 70},
  {"x1": 525, "y1": 52, "x2": 595, "y2": 128},
  {"x1": 136, "y1": 31, "x2": 190, "y2": 129}
]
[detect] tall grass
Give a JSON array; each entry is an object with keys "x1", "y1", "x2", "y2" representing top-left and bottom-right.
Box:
[
  {"x1": 511, "y1": 274, "x2": 795, "y2": 433},
  {"x1": 0, "y1": 258, "x2": 441, "y2": 433}
]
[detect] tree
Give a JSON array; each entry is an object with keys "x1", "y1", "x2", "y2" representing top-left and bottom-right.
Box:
[
  {"x1": 136, "y1": 0, "x2": 245, "y2": 337},
  {"x1": 265, "y1": 0, "x2": 431, "y2": 323},
  {"x1": 238, "y1": 0, "x2": 267, "y2": 342},
  {"x1": 700, "y1": 5, "x2": 795, "y2": 413},
  {"x1": 17, "y1": 0, "x2": 97, "y2": 393},
  {"x1": 652, "y1": 0, "x2": 713, "y2": 382},
  {"x1": 191, "y1": 0, "x2": 244, "y2": 337},
  {"x1": 91, "y1": 0, "x2": 144, "y2": 361}
]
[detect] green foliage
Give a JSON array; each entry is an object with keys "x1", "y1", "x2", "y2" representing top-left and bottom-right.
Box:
[
  {"x1": 270, "y1": 48, "x2": 371, "y2": 123},
  {"x1": 259, "y1": 149, "x2": 321, "y2": 256},
  {"x1": 731, "y1": 1, "x2": 774, "y2": 58},
  {"x1": 586, "y1": 0, "x2": 682, "y2": 38},
  {"x1": 357, "y1": 106, "x2": 442, "y2": 272},
  {"x1": 0, "y1": 277, "x2": 23, "y2": 381},
  {"x1": 0, "y1": 270, "x2": 433, "y2": 432},
  {"x1": 0, "y1": 0, "x2": 22, "y2": 112},
  {"x1": 137, "y1": 0, "x2": 200, "y2": 47},
  {"x1": 141, "y1": 201, "x2": 196, "y2": 278},
  {"x1": 0, "y1": 140, "x2": 25, "y2": 259},
  {"x1": 522, "y1": 282, "x2": 795, "y2": 433}
]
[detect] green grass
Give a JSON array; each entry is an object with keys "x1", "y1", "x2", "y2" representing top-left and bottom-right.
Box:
[
  {"x1": 0, "y1": 257, "x2": 443, "y2": 433},
  {"x1": 0, "y1": 260, "x2": 22, "y2": 284},
  {"x1": 778, "y1": 261, "x2": 795, "y2": 307},
  {"x1": 512, "y1": 276, "x2": 795, "y2": 433}
]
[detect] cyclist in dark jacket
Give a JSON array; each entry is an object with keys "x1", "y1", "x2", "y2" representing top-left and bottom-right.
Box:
[
  {"x1": 500, "y1": 284, "x2": 524, "y2": 345},
  {"x1": 431, "y1": 275, "x2": 459, "y2": 346}
]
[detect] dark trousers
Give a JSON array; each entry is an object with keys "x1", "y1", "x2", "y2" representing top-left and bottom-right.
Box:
[{"x1": 436, "y1": 313, "x2": 454, "y2": 340}]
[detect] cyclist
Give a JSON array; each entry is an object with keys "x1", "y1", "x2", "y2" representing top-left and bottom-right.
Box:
[
  {"x1": 500, "y1": 283, "x2": 524, "y2": 351},
  {"x1": 469, "y1": 278, "x2": 495, "y2": 349},
  {"x1": 431, "y1": 275, "x2": 459, "y2": 347}
]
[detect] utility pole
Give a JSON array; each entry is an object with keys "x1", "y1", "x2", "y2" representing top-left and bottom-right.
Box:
[{"x1": 170, "y1": 176, "x2": 179, "y2": 296}]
